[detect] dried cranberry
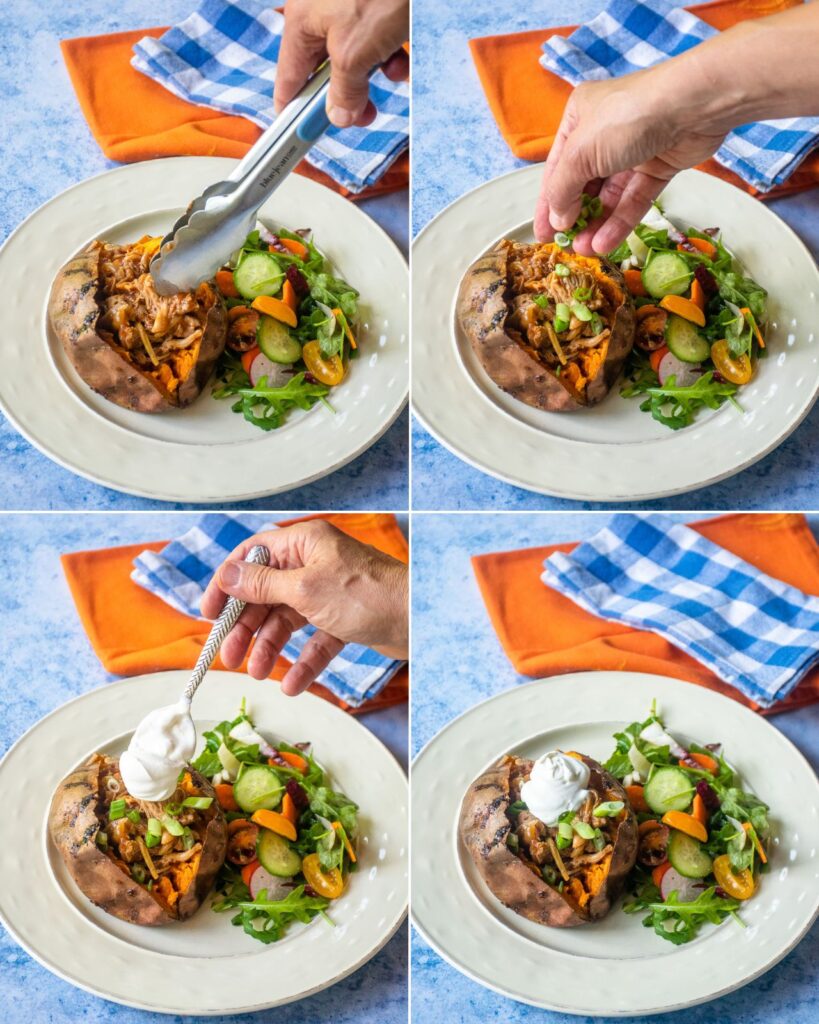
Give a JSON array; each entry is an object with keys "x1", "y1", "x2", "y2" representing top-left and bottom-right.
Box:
[
  {"x1": 286, "y1": 777, "x2": 309, "y2": 811},
  {"x1": 304, "y1": 372, "x2": 319, "y2": 385},
  {"x1": 714, "y1": 887, "x2": 730, "y2": 899},
  {"x1": 712, "y1": 371, "x2": 727, "y2": 384},
  {"x1": 303, "y1": 885, "x2": 319, "y2": 898},
  {"x1": 696, "y1": 779, "x2": 720, "y2": 813},
  {"x1": 267, "y1": 234, "x2": 289, "y2": 254},
  {"x1": 286, "y1": 264, "x2": 309, "y2": 297},
  {"x1": 694, "y1": 263, "x2": 718, "y2": 296}
]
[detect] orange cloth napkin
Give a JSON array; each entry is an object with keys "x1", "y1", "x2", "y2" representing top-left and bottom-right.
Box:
[
  {"x1": 61, "y1": 513, "x2": 408, "y2": 714},
  {"x1": 469, "y1": 0, "x2": 819, "y2": 200},
  {"x1": 472, "y1": 513, "x2": 819, "y2": 714},
  {"x1": 59, "y1": 28, "x2": 408, "y2": 201}
]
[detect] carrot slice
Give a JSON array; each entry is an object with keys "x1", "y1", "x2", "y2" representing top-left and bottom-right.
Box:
[
  {"x1": 270, "y1": 750, "x2": 308, "y2": 773},
  {"x1": 636, "y1": 304, "x2": 664, "y2": 322},
  {"x1": 332, "y1": 821, "x2": 357, "y2": 863},
  {"x1": 215, "y1": 269, "x2": 240, "y2": 298},
  {"x1": 624, "y1": 268, "x2": 647, "y2": 297},
  {"x1": 277, "y1": 237, "x2": 309, "y2": 259},
  {"x1": 691, "y1": 793, "x2": 708, "y2": 826},
  {"x1": 743, "y1": 822, "x2": 768, "y2": 863},
  {"x1": 241, "y1": 346, "x2": 261, "y2": 376},
  {"x1": 740, "y1": 307, "x2": 766, "y2": 349},
  {"x1": 625, "y1": 784, "x2": 650, "y2": 813},
  {"x1": 251, "y1": 809, "x2": 297, "y2": 842},
  {"x1": 241, "y1": 859, "x2": 261, "y2": 888},
  {"x1": 681, "y1": 751, "x2": 718, "y2": 775},
  {"x1": 282, "y1": 279, "x2": 298, "y2": 312},
  {"x1": 214, "y1": 783, "x2": 239, "y2": 811},
  {"x1": 649, "y1": 345, "x2": 670, "y2": 375},
  {"x1": 652, "y1": 861, "x2": 671, "y2": 889},
  {"x1": 690, "y1": 277, "x2": 706, "y2": 312},
  {"x1": 332, "y1": 307, "x2": 357, "y2": 349},
  {"x1": 251, "y1": 295, "x2": 298, "y2": 328},
  {"x1": 680, "y1": 236, "x2": 717, "y2": 259},
  {"x1": 281, "y1": 792, "x2": 298, "y2": 826},
  {"x1": 659, "y1": 294, "x2": 706, "y2": 327},
  {"x1": 662, "y1": 810, "x2": 708, "y2": 843}
]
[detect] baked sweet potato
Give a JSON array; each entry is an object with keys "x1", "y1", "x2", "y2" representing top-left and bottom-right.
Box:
[
  {"x1": 48, "y1": 238, "x2": 227, "y2": 413},
  {"x1": 48, "y1": 754, "x2": 228, "y2": 926},
  {"x1": 459, "y1": 751, "x2": 638, "y2": 927},
  {"x1": 457, "y1": 240, "x2": 635, "y2": 411}
]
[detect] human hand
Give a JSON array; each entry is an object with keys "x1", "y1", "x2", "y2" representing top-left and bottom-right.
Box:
[
  {"x1": 534, "y1": 71, "x2": 727, "y2": 256},
  {"x1": 200, "y1": 520, "x2": 408, "y2": 696},
  {"x1": 274, "y1": 0, "x2": 409, "y2": 128}
]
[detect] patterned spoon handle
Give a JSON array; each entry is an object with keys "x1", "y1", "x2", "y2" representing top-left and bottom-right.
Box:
[{"x1": 182, "y1": 544, "x2": 270, "y2": 703}]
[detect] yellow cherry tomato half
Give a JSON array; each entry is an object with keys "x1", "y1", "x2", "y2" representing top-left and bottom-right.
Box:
[
  {"x1": 710, "y1": 339, "x2": 753, "y2": 385},
  {"x1": 712, "y1": 854, "x2": 755, "y2": 901},
  {"x1": 302, "y1": 340, "x2": 345, "y2": 386},
  {"x1": 301, "y1": 853, "x2": 344, "y2": 899}
]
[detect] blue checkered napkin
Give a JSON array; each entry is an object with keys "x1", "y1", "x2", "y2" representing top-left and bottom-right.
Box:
[
  {"x1": 539, "y1": 0, "x2": 819, "y2": 192},
  {"x1": 541, "y1": 513, "x2": 819, "y2": 708},
  {"x1": 131, "y1": 514, "x2": 404, "y2": 708},
  {"x1": 131, "y1": 0, "x2": 409, "y2": 194}
]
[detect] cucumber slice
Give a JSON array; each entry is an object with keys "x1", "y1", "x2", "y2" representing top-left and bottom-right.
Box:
[
  {"x1": 641, "y1": 252, "x2": 691, "y2": 299},
  {"x1": 233, "y1": 252, "x2": 284, "y2": 301},
  {"x1": 257, "y1": 830, "x2": 302, "y2": 878},
  {"x1": 665, "y1": 315, "x2": 710, "y2": 363},
  {"x1": 232, "y1": 764, "x2": 284, "y2": 814},
  {"x1": 667, "y1": 830, "x2": 713, "y2": 879},
  {"x1": 643, "y1": 766, "x2": 694, "y2": 815},
  {"x1": 257, "y1": 316, "x2": 302, "y2": 364}
]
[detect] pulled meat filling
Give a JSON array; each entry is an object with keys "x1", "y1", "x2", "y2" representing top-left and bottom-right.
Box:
[
  {"x1": 93, "y1": 754, "x2": 211, "y2": 912},
  {"x1": 502, "y1": 241, "x2": 624, "y2": 398},
  {"x1": 505, "y1": 754, "x2": 623, "y2": 910},
  {"x1": 94, "y1": 238, "x2": 218, "y2": 396}
]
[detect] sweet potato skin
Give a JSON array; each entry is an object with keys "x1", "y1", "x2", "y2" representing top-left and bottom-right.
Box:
[
  {"x1": 48, "y1": 246, "x2": 227, "y2": 414},
  {"x1": 48, "y1": 757, "x2": 228, "y2": 926},
  {"x1": 459, "y1": 753, "x2": 638, "y2": 928},
  {"x1": 456, "y1": 242, "x2": 635, "y2": 412}
]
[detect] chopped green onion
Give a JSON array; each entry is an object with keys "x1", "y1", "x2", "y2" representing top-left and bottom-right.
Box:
[
  {"x1": 532, "y1": 294, "x2": 550, "y2": 309},
  {"x1": 572, "y1": 286, "x2": 593, "y2": 302},
  {"x1": 164, "y1": 802, "x2": 182, "y2": 817},
  {"x1": 182, "y1": 828, "x2": 196, "y2": 850},
  {"x1": 181, "y1": 796, "x2": 214, "y2": 810},
  {"x1": 554, "y1": 302, "x2": 571, "y2": 332},
  {"x1": 556, "y1": 833, "x2": 572, "y2": 850},
  {"x1": 95, "y1": 831, "x2": 108, "y2": 850},
  {"x1": 554, "y1": 232, "x2": 571, "y2": 249},
  {"x1": 126, "y1": 810, "x2": 142, "y2": 824},
  {"x1": 506, "y1": 833, "x2": 520, "y2": 853},
  {"x1": 162, "y1": 816, "x2": 184, "y2": 837},
  {"x1": 572, "y1": 820, "x2": 596, "y2": 840},
  {"x1": 587, "y1": 196, "x2": 603, "y2": 218},
  {"x1": 592, "y1": 830, "x2": 607, "y2": 852},
  {"x1": 557, "y1": 821, "x2": 574, "y2": 841},
  {"x1": 131, "y1": 864, "x2": 147, "y2": 884},
  {"x1": 507, "y1": 800, "x2": 527, "y2": 817},
  {"x1": 108, "y1": 799, "x2": 126, "y2": 821},
  {"x1": 144, "y1": 831, "x2": 161, "y2": 849},
  {"x1": 542, "y1": 865, "x2": 559, "y2": 885},
  {"x1": 575, "y1": 216, "x2": 587, "y2": 230},
  {"x1": 593, "y1": 801, "x2": 625, "y2": 817},
  {"x1": 554, "y1": 263, "x2": 571, "y2": 278},
  {"x1": 571, "y1": 302, "x2": 593, "y2": 322},
  {"x1": 146, "y1": 880, "x2": 154, "y2": 891},
  {"x1": 589, "y1": 314, "x2": 604, "y2": 335},
  {"x1": 147, "y1": 817, "x2": 163, "y2": 838}
]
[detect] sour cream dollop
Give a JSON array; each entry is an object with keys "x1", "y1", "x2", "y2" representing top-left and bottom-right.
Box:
[
  {"x1": 119, "y1": 699, "x2": 197, "y2": 801},
  {"x1": 520, "y1": 750, "x2": 591, "y2": 826}
]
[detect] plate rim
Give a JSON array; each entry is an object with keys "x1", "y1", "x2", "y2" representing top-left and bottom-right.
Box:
[
  {"x1": 0, "y1": 670, "x2": 408, "y2": 1015},
  {"x1": 410, "y1": 670, "x2": 819, "y2": 1016},
  {"x1": 410, "y1": 164, "x2": 819, "y2": 503},
  {"x1": 0, "y1": 156, "x2": 409, "y2": 504}
]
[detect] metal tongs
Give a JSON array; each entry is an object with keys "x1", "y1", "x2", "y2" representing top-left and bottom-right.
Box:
[{"x1": 150, "y1": 62, "x2": 333, "y2": 295}]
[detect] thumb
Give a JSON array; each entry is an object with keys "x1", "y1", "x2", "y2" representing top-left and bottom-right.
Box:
[
  {"x1": 217, "y1": 560, "x2": 307, "y2": 609},
  {"x1": 326, "y1": 60, "x2": 372, "y2": 128}
]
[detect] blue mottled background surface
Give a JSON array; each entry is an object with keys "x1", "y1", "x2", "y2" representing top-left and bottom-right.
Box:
[
  {"x1": 410, "y1": 0, "x2": 819, "y2": 511},
  {"x1": 0, "y1": 0, "x2": 408, "y2": 511},
  {"x1": 410, "y1": 511, "x2": 819, "y2": 1022},
  {"x1": 0, "y1": 512, "x2": 408, "y2": 1024}
]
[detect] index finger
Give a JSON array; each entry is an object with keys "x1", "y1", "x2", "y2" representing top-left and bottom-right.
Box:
[{"x1": 200, "y1": 530, "x2": 289, "y2": 619}]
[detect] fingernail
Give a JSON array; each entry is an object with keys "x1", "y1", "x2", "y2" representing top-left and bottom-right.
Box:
[
  {"x1": 220, "y1": 562, "x2": 242, "y2": 588},
  {"x1": 328, "y1": 106, "x2": 355, "y2": 128}
]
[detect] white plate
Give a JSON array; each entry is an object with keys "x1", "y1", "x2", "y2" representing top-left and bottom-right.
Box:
[
  {"x1": 411, "y1": 166, "x2": 818, "y2": 502},
  {"x1": 0, "y1": 158, "x2": 408, "y2": 503},
  {"x1": 411, "y1": 672, "x2": 819, "y2": 1016},
  {"x1": 0, "y1": 671, "x2": 407, "y2": 1014}
]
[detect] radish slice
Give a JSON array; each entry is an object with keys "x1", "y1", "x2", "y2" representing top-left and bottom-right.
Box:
[
  {"x1": 247, "y1": 865, "x2": 295, "y2": 901},
  {"x1": 248, "y1": 353, "x2": 293, "y2": 388},
  {"x1": 660, "y1": 868, "x2": 707, "y2": 903},
  {"x1": 658, "y1": 352, "x2": 702, "y2": 388}
]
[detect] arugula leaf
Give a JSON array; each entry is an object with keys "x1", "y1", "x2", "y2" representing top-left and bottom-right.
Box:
[
  {"x1": 190, "y1": 748, "x2": 222, "y2": 776},
  {"x1": 213, "y1": 877, "x2": 330, "y2": 944},
  {"x1": 633, "y1": 223, "x2": 670, "y2": 251},
  {"x1": 642, "y1": 887, "x2": 742, "y2": 945},
  {"x1": 607, "y1": 240, "x2": 632, "y2": 263},
  {"x1": 602, "y1": 710, "x2": 661, "y2": 778},
  {"x1": 213, "y1": 358, "x2": 331, "y2": 431},
  {"x1": 622, "y1": 364, "x2": 741, "y2": 430},
  {"x1": 309, "y1": 786, "x2": 358, "y2": 837}
]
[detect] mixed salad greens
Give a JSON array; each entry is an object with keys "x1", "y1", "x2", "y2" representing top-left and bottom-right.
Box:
[
  {"x1": 212, "y1": 226, "x2": 360, "y2": 431},
  {"x1": 558, "y1": 195, "x2": 769, "y2": 429},
  {"x1": 192, "y1": 702, "x2": 358, "y2": 943},
  {"x1": 604, "y1": 704, "x2": 770, "y2": 945}
]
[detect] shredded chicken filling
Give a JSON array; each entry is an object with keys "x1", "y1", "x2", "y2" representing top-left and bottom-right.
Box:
[
  {"x1": 502, "y1": 242, "x2": 623, "y2": 397},
  {"x1": 93, "y1": 238, "x2": 218, "y2": 394},
  {"x1": 92, "y1": 754, "x2": 210, "y2": 911},
  {"x1": 506, "y1": 755, "x2": 621, "y2": 909}
]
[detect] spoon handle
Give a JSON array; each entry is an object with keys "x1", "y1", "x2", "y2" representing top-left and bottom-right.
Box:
[{"x1": 183, "y1": 544, "x2": 270, "y2": 703}]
